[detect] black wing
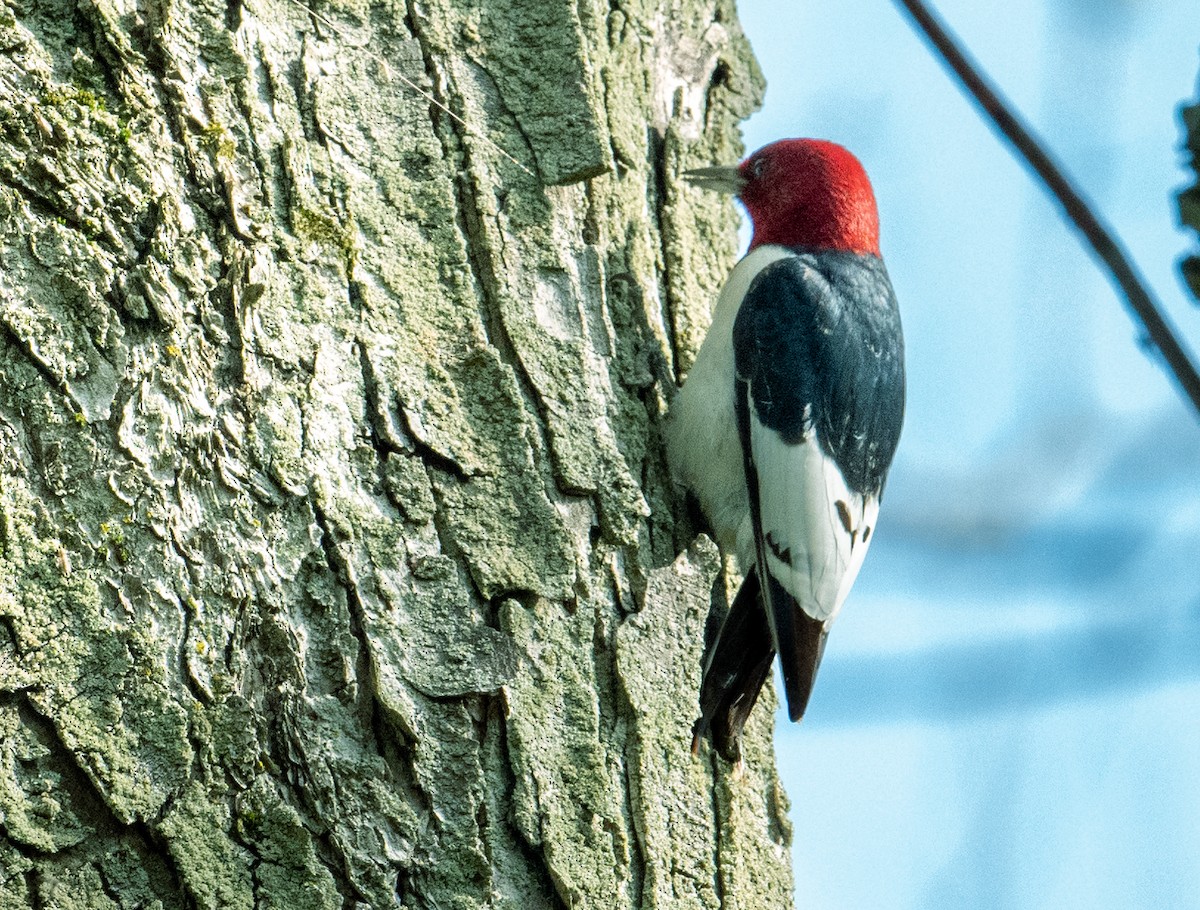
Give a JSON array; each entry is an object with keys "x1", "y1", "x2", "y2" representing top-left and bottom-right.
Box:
[
  {"x1": 738, "y1": 251, "x2": 904, "y2": 731},
  {"x1": 732, "y1": 251, "x2": 905, "y2": 497}
]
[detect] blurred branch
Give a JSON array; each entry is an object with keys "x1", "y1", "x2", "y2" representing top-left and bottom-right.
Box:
[
  {"x1": 807, "y1": 613, "x2": 1200, "y2": 726},
  {"x1": 893, "y1": 0, "x2": 1200, "y2": 419},
  {"x1": 1180, "y1": 100, "x2": 1200, "y2": 301}
]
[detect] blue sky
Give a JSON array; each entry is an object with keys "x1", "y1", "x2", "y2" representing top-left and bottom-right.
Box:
[{"x1": 734, "y1": 2, "x2": 1200, "y2": 907}]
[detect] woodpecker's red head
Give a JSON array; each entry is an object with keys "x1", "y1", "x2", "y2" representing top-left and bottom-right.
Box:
[{"x1": 685, "y1": 139, "x2": 881, "y2": 256}]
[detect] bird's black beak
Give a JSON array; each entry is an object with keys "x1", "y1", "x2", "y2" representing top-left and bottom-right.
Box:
[{"x1": 682, "y1": 165, "x2": 746, "y2": 195}]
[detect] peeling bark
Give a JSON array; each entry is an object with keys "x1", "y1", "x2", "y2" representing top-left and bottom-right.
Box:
[{"x1": 0, "y1": 0, "x2": 792, "y2": 906}]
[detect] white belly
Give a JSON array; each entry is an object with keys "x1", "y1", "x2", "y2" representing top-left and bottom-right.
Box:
[{"x1": 665, "y1": 245, "x2": 792, "y2": 564}]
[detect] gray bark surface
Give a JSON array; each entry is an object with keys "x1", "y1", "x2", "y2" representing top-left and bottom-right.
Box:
[{"x1": 0, "y1": 0, "x2": 793, "y2": 905}]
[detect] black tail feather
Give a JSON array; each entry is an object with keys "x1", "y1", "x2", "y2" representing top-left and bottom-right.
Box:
[
  {"x1": 692, "y1": 568, "x2": 776, "y2": 762},
  {"x1": 762, "y1": 568, "x2": 828, "y2": 722}
]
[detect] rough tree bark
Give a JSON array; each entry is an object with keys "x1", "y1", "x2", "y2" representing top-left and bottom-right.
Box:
[{"x1": 0, "y1": 0, "x2": 794, "y2": 906}]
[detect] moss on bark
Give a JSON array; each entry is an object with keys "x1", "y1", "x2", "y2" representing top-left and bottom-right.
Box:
[{"x1": 0, "y1": 0, "x2": 793, "y2": 906}]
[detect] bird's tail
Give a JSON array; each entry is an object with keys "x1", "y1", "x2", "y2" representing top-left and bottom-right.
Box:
[
  {"x1": 691, "y1": 568, "x2": 776, "y2": 762},
  {"x1": 762, "y1": 567, "x2": 829, "y2": 723}
]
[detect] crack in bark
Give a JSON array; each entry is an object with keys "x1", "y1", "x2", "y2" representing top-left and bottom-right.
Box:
[
  {"x1": 0, "y1": 860, "x2": 28, "y2": 903},
  {"x1": 396, "y1": 405, "x2": 473, "y2": 480},
  {"x1": 178, "y1": 589, "x2": 212, "y2": 707},
  {"x1": 307, "y1": 500, "x2": 440, "y2": 892},
  {"x1": 0, "y1": 404, "x2": 59, "y2": 530},
  {"x1": 486, "y1": 697, "x2": 569, "y2": 910},
  {"x1": 707, "y1": 750, "x2": 727, "y2": 909},
  {"x1": 295, "y1": 506, "x2": 412, "y2": 906},
  {"x1": 611, "y1": 701, "x2": 647, "y2": 909},
  {"x1": 0, "y1": 168, "x2": 123, "y2": 259},
  {"x1": 309, "y1": 503, "x2": 386, "y2": 747},
  {"x1": 9, "y1": 697, "x2": 191, "y2": 907},
  {"x1": 309, "y1": 826, "x2": 368, "y2": 908},
  {"x1": 355, "y1": 339, "x2": 408, "y2": 462},
  {"x1": 401, "y1": 4, "x2": 569, "y2": 498},
  {"x1": 354, "y1": 333, "x2": 513, "y2": 631},
  {"x1": 649, "y1": 129, "x2": 684, "y2": 386},
  {"x1": 0, "y1": 321, "x2": 85, "y2": 418},
  {"x1": 23, "y1": 867, "x2": 43, "y2": 910}
]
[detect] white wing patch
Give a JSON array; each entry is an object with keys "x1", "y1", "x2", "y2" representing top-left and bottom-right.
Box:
[{"x1": 749, "y1": 409, "x2": 879, "y2": 623}]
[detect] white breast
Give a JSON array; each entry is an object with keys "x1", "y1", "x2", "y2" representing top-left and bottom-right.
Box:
[{"x1": 665, "y1": 245, "x2": 792, "y2": 563}]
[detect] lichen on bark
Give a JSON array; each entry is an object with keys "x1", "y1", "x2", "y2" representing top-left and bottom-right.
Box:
[{"x1": 0, "y1": 0, "x2": 793, "y2": 906}]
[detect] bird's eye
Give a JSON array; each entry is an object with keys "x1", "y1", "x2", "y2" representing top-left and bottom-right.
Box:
[{"x1": 751, "y1": 158, "x2": 767, "y2": 179}]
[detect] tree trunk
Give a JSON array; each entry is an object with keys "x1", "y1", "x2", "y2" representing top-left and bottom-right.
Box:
[{"x1": 0, "y1": 0, "x2": 793, "y2": 905}]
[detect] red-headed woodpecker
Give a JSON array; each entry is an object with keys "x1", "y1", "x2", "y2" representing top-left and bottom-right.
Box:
[{"x1": 669, "y1": 139, "x2": 905, "y2": 760}]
